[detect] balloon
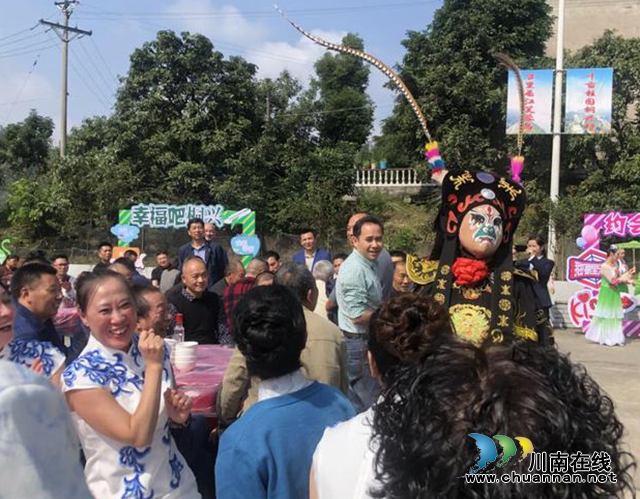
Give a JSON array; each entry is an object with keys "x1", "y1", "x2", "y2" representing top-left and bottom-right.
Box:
[
  {"x1": 576, "y1": 236, "x2": 587, "y2": 249},
  {"x1": 581, "y1": 225, "x2": 599, "y2": 245}
]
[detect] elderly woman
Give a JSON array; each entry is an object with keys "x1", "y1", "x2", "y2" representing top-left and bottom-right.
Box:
[
  {"x1": 312, "y1": 260, "x2": 334, "y2": 320},
  {"x1": 62, "y1": 271, "x2": 200, "y2": 499},
  {"x1": 0, "y1": 280, "x2": 65, "y2": 384}
]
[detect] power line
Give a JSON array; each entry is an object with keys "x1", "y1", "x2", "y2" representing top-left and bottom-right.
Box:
[
  {"x1": 88, "y1": 36, "x2": 118, "y2": 83},
  {"x1": 77, "y1": 40, "x2": 116, "y2": 97},
  {"x1": 0, "y1": 43, "x2": 59, "y2": 60},
  {"x1": 68, "y1": 59, "x2": 111, "y2": 112},
  {"x1": 0, "y1": 28, "x2": 49, "y2": 48},
  {"x1": 0, "y1": 23, "x2": 42, "y2": 43},
  {"x1": 76, "y1": 2, "x2": 440, "y2": 20},
  {"x1": 4, "y1": 54, "x2": 42, "y2": 123}
]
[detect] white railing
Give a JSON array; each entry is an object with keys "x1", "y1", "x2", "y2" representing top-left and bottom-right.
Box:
[{"x1": 355, "y1": 168, "x2": 425, "y2": 187}]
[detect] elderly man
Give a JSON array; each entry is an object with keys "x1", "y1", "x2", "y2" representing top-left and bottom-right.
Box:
[
  {"x1": 222, "y1": 258, "x2": 268, "y2": 329},
  {"x1": 133, "y1": 285, "x2": 172, "y2": 337},
  {"x1": 204, "y1": 222, "x2": 217, "y2": 243},
  {"x1": 211, "y1": 257, "x2": 245, "y2": 296},
  {"x1": 336, "y1": 215, "x2": 385, "y2": 412},
  {"x1": 218, "y1": 262, "x2": 349, "y2": 428},
  {"x1": 177, "y1": 218, "x2": 228, "y2": 289},
  {"x1": 11, "y1": 263, "x2": 65, "y2": 353},
  {"x1": 167, "y1": 256, "x2": 229, "y2": 344},
  {"x1": 391, "y1": 259, "x2": 414, "y2": 297}
]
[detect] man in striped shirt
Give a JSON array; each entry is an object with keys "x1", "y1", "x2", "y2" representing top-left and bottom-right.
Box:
[{"x1": 335, "y1": 215, "x2": 384, "y2": 412}]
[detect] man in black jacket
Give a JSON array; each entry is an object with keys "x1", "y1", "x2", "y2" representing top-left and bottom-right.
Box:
[
  {"x1": 167, "y1": 256, "x2": 230, "y2": 345},
  {"x1": 176, "y1": 218, "x2": 228, "y2": 290}
]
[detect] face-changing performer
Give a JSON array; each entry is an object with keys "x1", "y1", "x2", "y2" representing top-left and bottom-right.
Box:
[{"x1": 279, "y1": 12, "x2": 552, "y2": 346}]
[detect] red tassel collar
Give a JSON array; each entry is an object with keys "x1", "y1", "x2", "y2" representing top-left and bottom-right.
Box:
[{"x1": 452, "y1": 258, "x2": 490, "y2": 287}]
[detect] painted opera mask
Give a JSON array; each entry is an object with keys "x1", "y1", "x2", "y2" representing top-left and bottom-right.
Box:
[{"x1": 459, "y1": 204, "x2": 504, "y2": 260}]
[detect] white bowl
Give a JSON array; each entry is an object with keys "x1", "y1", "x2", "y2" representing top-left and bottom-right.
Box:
[
  {"x1": 171, "y1": 353, "x2": 197, "y2": 362},
  {"x1": 174, "y1": 360, "x2": 196, "y2": 373}
]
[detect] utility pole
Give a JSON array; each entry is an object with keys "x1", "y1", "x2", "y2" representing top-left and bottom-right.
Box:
[
  {"x1": 547, "y1": 0, "x2": 565, "y2": 263},
  {"x1": 40, "y1": 1, "x2": 91, "y2": 158}
]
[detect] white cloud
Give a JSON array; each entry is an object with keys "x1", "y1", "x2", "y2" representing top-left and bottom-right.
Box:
[
  {"x1": 166, "y1": 0, "x2": 270, "y2": 46},
  {"x1": 249, "y1": 29, "x2": 347, "y2": 83},
  {"x1": 0, "y1": 66, "x2": 57, "y2": 128}
]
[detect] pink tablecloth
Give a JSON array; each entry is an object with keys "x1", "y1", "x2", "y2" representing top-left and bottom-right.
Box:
[{"x1": 174, "y1": 345, "x2": 234, "y2": 417}]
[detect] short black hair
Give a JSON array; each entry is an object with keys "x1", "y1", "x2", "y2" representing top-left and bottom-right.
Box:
[
  {"x1": 156, "y1": 250, "x2": 169, "y2": 257},
  {"x1": 123, "y1": 249, "x2": 138, "y2": 258},
  {"x1": 332, "y1": 252, "x2": 348, "y2": 262},
  {"x1": 10, "y1": 263, "x2": 57, "y2": 300},
  {"x1": 5, "y1": 254, "x2": 19, "y2": 262},
  {"x1": 187, "y1": 218, "x2": 204, "y2": 230},
  {"x1": 353, "y1": 215, "x2": 383, "y2": 238},
  {"x1": 233, "y1": 285, "x2": 307, "y2": 380},
  {"x1": 264, "y1": 250, "x2": 280, "y2": 261},
  {"x1": 390, "y1": 250, "x2": 407, "y2": 260},
  {"x1": 299, "y1": 228, "x2": 316, "y2": 237},
  {"x1": 51, "y1": 254, "x2": 69, "y2": 262},
  {"x1": 98, "y1": 241, "x2": 112, "y2": 250},
  {"x1": 111, "y1": 257, "x2": 136, "y2": 273}
]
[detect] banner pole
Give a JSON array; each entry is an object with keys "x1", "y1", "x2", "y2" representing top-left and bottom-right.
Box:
[{"x1": 548, "y1": 0, "x2": 565, "y2": 264}]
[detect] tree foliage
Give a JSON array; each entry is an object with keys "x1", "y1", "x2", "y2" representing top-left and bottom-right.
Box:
[
  {"x1": 2, "y1": 30, "x2": 374, "y2": 243},
  {"x1": 376, "y1": 0, "x2": 553, "y2": 170}
]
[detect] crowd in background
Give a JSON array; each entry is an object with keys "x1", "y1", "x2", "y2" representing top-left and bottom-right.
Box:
[{"x1": 0, "y1": 214, "x2": 636, "y2": 499}]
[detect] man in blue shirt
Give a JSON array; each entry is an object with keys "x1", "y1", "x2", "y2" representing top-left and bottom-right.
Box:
[
  {"x1": 11, "y1": 263, "x2": 65, "y2": 354},
  {"x1": 215, "y1": 285, "x2": 354, "y2": 499},
  {"x1": 336, "y1": 215, "x2": 385, "y2": 412},
  {"x1": 177, "y1": 218, "x2": 228, "y2": 290}
]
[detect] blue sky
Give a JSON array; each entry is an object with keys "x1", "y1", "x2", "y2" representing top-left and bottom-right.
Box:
[{"x1": 0, "y1": 0, "x2": 442, "y2": 142}]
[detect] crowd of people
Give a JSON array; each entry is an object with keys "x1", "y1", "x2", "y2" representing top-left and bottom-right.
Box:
[{"x1": 0, "y1": 211, "x2": 636, "y2": 499}]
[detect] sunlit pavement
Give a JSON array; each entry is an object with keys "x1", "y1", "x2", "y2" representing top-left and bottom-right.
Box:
[{"x1": 555, "y1": 329, "x2": 640, "y2": 487}]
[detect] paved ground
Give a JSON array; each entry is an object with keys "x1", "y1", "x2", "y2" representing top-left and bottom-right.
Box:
[{"x1": 555, "y1": 329, "x2": 640, "y2": 487}]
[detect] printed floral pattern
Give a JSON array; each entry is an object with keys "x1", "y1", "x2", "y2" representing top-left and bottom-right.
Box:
[{"x1": 2, "y1": 340, "x2": 65, "y2": 377}]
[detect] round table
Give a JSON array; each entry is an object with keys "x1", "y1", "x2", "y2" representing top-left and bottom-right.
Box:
[{"x1": 174, "y1": 344, "x2": 234, "y2": 417}]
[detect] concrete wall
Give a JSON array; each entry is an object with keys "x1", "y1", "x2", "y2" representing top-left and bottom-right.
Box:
[{"x1": 547, "y1": 0, "x2": 640, "y2": 54}]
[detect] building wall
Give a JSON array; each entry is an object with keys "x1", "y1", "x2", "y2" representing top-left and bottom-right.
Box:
[{"x1": 547, "y1": 0, "x2": 640, "y2": 54}]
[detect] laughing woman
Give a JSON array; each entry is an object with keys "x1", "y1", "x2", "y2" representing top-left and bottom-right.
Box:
[{"x1": 62, "y1": 271, "x2": 200, "y2": 499}]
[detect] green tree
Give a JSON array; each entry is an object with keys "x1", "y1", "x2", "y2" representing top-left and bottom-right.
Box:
[
  {"x1": 312, "y1": 33, "x2": 374, "y2": 147},
  {"x1": 378, "y1": 0, "x2": 553, "y2": 170},
  {"x1": 0, "y1": 110, "x2": 54, "y2": 180}
]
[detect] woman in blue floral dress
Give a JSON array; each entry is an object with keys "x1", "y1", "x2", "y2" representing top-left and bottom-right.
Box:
[{"x1": 62, "y1": 271, "x2": 200, "y2": 499}]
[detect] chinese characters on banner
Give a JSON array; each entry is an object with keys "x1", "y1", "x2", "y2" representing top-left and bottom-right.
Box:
[
  {"x1": 564, "y1": 68, "x2": 613, "y2": 134},
  {"x1": 506, "y1": 69, "x2": 553, "y2": 135},
  {"x1": 566, "y1": 212, "x2": 640, "y2": 328},
  {"x1": 585, "y1": 211, "x2": 640, "y2": 238},
  {"x1": 130, "y1": 203, "x2": 225, "y2": 229}
]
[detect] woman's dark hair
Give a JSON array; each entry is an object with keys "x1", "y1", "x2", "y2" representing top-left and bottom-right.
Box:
[
  {"x1": 371, "y1": 339, "x2": 636, "y2": 498},
  {"x1": 76, "y1": 270, "x2": 134, "y2": 314},
  {"x1": 368, "y1": 294, "x2": 452, "y2": 385},
  {"x1": 528, "y1": 235, "x2": 547, "y2": 257},
  {"x1": 233, "y1": 284, "x2": 307, "y2": 380}
]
